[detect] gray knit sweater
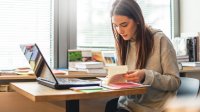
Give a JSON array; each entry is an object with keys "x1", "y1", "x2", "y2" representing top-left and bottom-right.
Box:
[{"x1": 118, "y1": 27, "x2": 181, "y2": 112}]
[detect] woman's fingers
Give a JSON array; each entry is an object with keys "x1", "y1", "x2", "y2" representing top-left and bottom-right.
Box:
[
  {"x1": 124, "y1": 70, "x2": 145, "y2": 83},
  {"x1": 124, "y1": 73, "x2": 139, "y2": 82}
]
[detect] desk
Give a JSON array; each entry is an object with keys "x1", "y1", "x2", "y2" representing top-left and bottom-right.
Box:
[
  {"x1": 179, "y1": 69, "x2": 200, "y2": 77},
  {"x1": 0, "y1": 75, "x2": 36, "y2": 84},
  {"x1": 10, "y1": 82, "x2": 147, "y2": 112}
]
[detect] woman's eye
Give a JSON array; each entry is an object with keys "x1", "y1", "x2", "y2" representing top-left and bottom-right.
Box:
[{"x1": 121, "y1": 23, "x2": 128, "y2": 27}]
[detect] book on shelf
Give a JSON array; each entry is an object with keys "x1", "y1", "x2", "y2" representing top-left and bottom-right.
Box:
[
  {"x1": 181, "y1": 33, "x2": 200, "y2": 61},
  {"x1": 180, "y1": 62, "x2": 200, "y2": 67},
  {"x1": 177, "y1": 55, "x2": 189, "y2": 62},
  {"x1": 178, "y1": 63, "x2": 183, "y2": 70},
  {"x1": 172, "y1": 37, "x2": 188, "y2": 57},
  {"x1": 197, "y1": 33, "x2": 200, "y2": 61},
  {"x1": 74, "y1": 62, "x2": 104, "y2": 69},
  {"x1": 0, "y1": 70, "x2": 17, "y2": 75},
  {"x1": 68, "y1": 49, "x2": 82, "y2": 62},
  {"x1": 92, "y1": 51, "x2": 104, "y2": 62},
  {"x1": 101, "y1": 65, "x2": 149, "y2": 89},
  {"x1": 14, "y1": 67, "x2": 34, "y2": 75},
  {"x1": 68, "y1": 49, "x2": 104, "y2": 62},
  {"x1": 69, "y1": 67, "x2": 107, "y2": 74},
  {"x1": 194, "y1": 36, "x2": 199, "y2": 61},
  {"x1": 67, "y1": 70, "x2": 107, "y2": 77},
  {"x1": 102, "y1": 51, "x2": 117, "y2": 66},
  {"x1": 187, "y1": 38, "x2": 196, "y2": 62},
  {"x1": 52, "y1": 69, "x2": 67, "y2": 75},
  {"x1": 172, "y1": 35, "x2": 200, "y2": 62},
  {"x1": 0, "y1": 67, "x2": 35, "y2": 76},
  {"x1": 77, "y1": 68, "x2": 107, "y2": 74},
  {"x1": 67, "y1": 49, "x2": 118, "y2": 69},
  {"x1": 81, "y1": 50, "x2": 93, "y2": 62}
]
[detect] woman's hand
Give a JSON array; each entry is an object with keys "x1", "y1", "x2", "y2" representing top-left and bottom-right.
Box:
[{"x1": 124, "y1": 69, "x2": 145, "y2": 83}]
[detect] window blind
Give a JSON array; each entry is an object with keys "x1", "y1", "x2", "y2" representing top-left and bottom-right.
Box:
[
  {"x1": 0, "y1": 0, "x2": 54, "y2": 70},
  {"x1": 77, "y1": 0, "x2": 172, "y2": 49},
  {"x1": 77, "y1": 0, "x2": 115, "y2": 50},
  {"x1": 137, "y1": 0, "x2": 171, "y2": 38}
]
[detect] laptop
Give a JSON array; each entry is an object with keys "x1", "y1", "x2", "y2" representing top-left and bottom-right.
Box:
[{"x1": 20, "y1": 44, "x2": 100, "y2": 89}]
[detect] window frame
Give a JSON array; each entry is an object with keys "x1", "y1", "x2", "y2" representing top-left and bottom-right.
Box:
[
  {"x1": 56, "y1": 0, "x2": 180, "y2": 68},
  {"x1": 55, "y1": 0, "x2": 77, "y2": 68}
]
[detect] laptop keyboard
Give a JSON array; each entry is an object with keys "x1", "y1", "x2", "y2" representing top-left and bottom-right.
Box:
[{"x1": 57, "y1": 78, "x2": 91, "y2": 85}]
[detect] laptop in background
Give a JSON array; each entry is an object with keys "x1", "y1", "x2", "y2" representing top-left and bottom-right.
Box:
[{"x1": 20, "y1": 44, "x2": 100, "y2": 89}]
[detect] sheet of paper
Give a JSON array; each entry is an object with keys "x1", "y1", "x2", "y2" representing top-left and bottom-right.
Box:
[
  {"x1": 106, "y1": 65, "x2": 128, "y2": 76},
  {"x1": 103, "y1": 65, "x2": 128, "y2": 85}
]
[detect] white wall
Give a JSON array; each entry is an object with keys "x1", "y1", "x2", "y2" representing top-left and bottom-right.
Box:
[
  {"x1": 180, "y1": 0, "x2": 200, "y2": 34},
  {"x1": 180, "y1": 1, "x2": 200, "y2": 81}
]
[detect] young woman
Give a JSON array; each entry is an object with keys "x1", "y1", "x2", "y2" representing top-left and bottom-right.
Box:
[{"x1": 109, "y1": 0, "x2": 181, "y2": 111}]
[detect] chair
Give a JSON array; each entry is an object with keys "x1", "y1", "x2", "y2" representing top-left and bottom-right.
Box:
[
  {"x1": 105, "y1": 77, "x2": 200, "y2": 112},
  {"x1": 105, "y1": 98, "x2": 119, "y2": 112},
  {"x1": 177, "y1": 77, "x2": 200, "y2": 97}
]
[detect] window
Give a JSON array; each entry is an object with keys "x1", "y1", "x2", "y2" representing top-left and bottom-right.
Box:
[
  {"x1": 77, "y1": 0, "x2": 172, "y2": 50},
  {"x1": 0, "y1": 0, "x2": 54, "y2": 70},
  {"x1": 77, "y1": 0, "x2": 115, "y2": 50},
  {"x1": 137, "y1": 0, "x2": 171, "y2": 38}
]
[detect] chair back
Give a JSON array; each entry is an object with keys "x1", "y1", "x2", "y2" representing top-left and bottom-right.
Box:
[{"x1": 177, "y1": 77, "x2": 200, "y2": 97}]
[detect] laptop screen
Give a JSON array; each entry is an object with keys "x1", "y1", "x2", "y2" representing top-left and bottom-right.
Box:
[{"x1": 20, "y1": 44, "x2": 57, "y2": 83}]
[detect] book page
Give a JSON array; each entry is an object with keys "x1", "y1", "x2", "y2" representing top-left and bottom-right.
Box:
[
  {"x1": 105, "y1": 73, "x2": 125, "y2": 84},
  {"x1": 106, "y1": 65, "x2": 128, "y2": 76},
  {"x1": 108, "y1": 82, "x2": 144, "y2": 89},
  {"x1": 102, "y1": 66, "x2": 150, "y2": 89},
  {"x1": 103, "y1": 65, "x2": 128, "y2": 85}
]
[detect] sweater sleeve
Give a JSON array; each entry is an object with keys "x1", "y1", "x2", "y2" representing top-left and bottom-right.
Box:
[{"x1": 142, "y1": 35, "x2": 181, "y2": 91}]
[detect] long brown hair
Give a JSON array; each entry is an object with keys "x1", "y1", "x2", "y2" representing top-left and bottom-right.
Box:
[{"x1": 111, "y1": 0, "x2": 154, "y2": 69}]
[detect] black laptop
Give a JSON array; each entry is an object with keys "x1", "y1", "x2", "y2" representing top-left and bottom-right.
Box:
[{"x1": 20, "y1": 44, "x2": 100, "y2": 89}]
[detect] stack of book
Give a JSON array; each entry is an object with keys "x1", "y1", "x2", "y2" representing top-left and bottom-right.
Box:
[
  {"x1": 68, "y1": 49, "x2": 117, "y2": 68},
  {"x1": 52, "y1": 69, "x2": 68, "y2": 75},
  {"x1": 180, "y1": 62, "x2": 200, "y2": 70},
  {"x1": 172, "y1": 33, "x2": 200, "y2": 63},
  {"x1": 68, "y1": 62, "x2": 107, "y2": 77}
]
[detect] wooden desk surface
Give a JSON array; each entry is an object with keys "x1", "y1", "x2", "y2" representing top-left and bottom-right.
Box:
[
  {"x1": 0, "y1": 75, "x2": 36, "y2": 80},
  {"x1": 10, "y1": 82, "x2": 147, "y2": 102},
  {"x1": 179, "y1": 69, "x2": 200, "y2": 73}
]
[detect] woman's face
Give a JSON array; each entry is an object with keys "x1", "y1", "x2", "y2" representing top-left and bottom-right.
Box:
[{"x1": 112, "y1": 15, "x2": 137, "y2": 40}]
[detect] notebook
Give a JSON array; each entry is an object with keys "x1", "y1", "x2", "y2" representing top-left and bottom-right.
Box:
[{"x1": 20, "y1": 44, "x2": 100, "y2": 89}]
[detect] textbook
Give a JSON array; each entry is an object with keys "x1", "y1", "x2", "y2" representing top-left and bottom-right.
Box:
[
  {"x1": 69, "y1": 67, "x2": 107, "y2": 74},
  {"x1": 67, "y1": 70, "x2": 107, "y2": 77},
  {"x1": 74, "y1": 62, "x2": 104, "y2": 69},
  {"x1": 102, "y1": 66, "x2": 148, "y2": 89},
  {"x1": 102, "y1": 73, "x2": 146, "y2": 89},
  {"x1": 70, "y1": 86, "x2": 107, "y2": 93},
  {"x1": 70, "y1": 86, "x2": 103, "y2": 90},
  {"x1": 52, "y1": 69, "x2": 67, "y2": 75}
]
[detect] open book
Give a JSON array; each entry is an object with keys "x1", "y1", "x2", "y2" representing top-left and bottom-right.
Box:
[{"x1": 102, "y1": 66, "x2": 148, "y2": 89}]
